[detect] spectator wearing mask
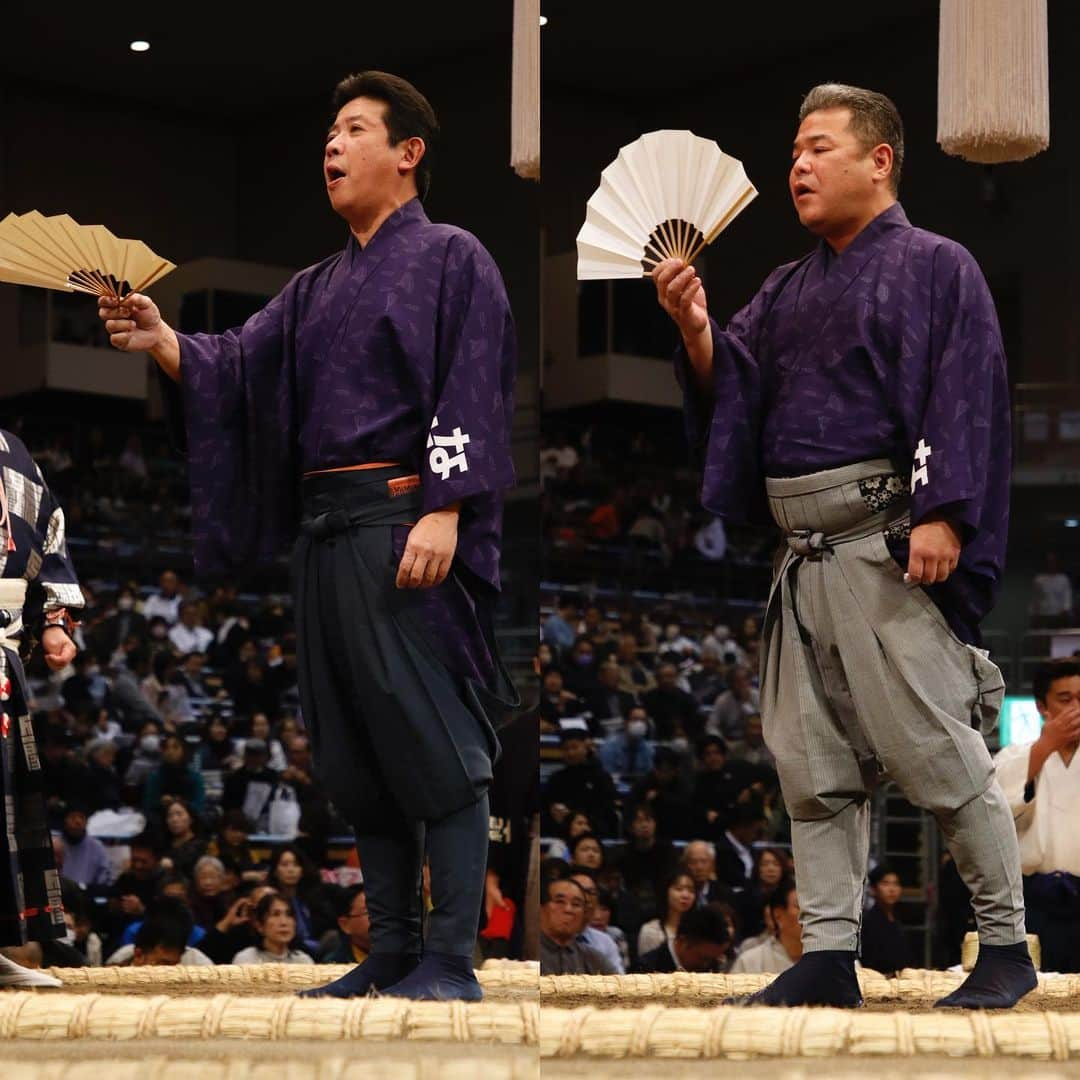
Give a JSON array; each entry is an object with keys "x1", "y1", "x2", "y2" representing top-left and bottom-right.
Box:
[
  {"x1": 993, "y1": 660, "x2": 1080, "y2": 972},
  {"x1": 143, "y1": 570, "x2": 183, "y2": 626},
  {"x1": 539, "y1": 877, "x2": 605, "y2": 975},
  {"x1": 59, "y1": 803, "x2": 113, "y2": 890},
  {"x1": 168, "y1": 602, "x2": 213, "y2": 656},
  {"x1": 90, "y1": 586, "x2": 147, "y2": 662},
  {"x1": 562, "y1": 637, "x2": 600, "y2": 699},
  {"x1": 860, "y1": 864, "x2": 912, "y2": 976},
  {"x1": 143, "y1": 734, "x2": 206, "y2": 819},
  {"x1": 637, "y1": 869, "x2": 698, "y2": 959},
  {"x1": 124, "y1": 721, "x2": 164, "y2": 791},
  {"x1": 636, "y1": 903, "x2": 732, "y2": 973},
  {"x1": 543, "y1": 723, "x2": 619, "y2": 839},
  {"x1": 598, "y1": 706, "x2": 655, "y2": 778},
  {"x1": 320, "y1": 885, "x2": 372, "y2": 964},
  {"x1": 732, "y1": 879, "x2": 802, "y2": 974},
  {"x1": 62, "y1": 654, "x2": 108, "y2": 717},
  {"x1": 706, "y1": 665, "x2": 760, "y2": 744}
]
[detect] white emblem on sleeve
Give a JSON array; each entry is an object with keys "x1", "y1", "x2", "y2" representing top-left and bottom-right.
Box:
[
  {"x1": 911, "y1": 439, "x2": 933, "y2": 492},
  {"x1": 427, "y1": 416, "x2": 470, "y2": 479}
]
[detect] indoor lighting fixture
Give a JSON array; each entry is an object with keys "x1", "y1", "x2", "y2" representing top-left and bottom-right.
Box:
[
  {"x1": 539, "y1": 15, "x2": 548, "y2": 25},
  {"x1": 129, "y1": 40, "x2": 151, "y2": 52}
]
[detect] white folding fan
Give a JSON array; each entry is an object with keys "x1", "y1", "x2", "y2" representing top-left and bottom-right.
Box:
[
  {"x1": 0, "y1": 211, "x2": 175, "y2": 299},
  {"x1": 577, "y1": 130, "x2": 758, "y2": 280}
]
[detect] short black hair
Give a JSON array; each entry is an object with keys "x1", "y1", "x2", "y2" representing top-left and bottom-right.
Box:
[
  {"x1": 130, "y1": 831, "x2": 162, "y2": 857},
  {"x1": 768, "y1": 877, "x2": 798, "y2": 915},
  {"x1": 569, "y1": 832, "x2": 603, "y2": 862},
  {"x1": 675, "y1": 902, "x2": 731, "y2": 946},
  {"x1": 330, "y1": 71, "x2": 439, "y2": 200},
  {"x1": 1033, "y1": 659, "x2": 1080, "y2": 704},
  {"x1": 542, "y1": 875, "x2": 587, "y2": 906},
  {"x1": 333, "y1": 883, "x2": 366, "y2": 920},
  {"x1": 134, "y1": 898, "x2": 192, "y2": 955},
  {"x1": 868, "y1": 863, "x2": 899, "y2": 888}
]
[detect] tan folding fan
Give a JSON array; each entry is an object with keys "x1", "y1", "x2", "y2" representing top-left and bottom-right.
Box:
[
  {"x1": 0, "y1": 211, "x2": 175, "y2": 299},
  {"x1": 577, "y1": 130, "x2": 758, "y2": 280}
]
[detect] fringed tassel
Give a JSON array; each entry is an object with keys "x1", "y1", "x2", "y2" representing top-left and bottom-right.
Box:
[{"x1": 511, "y1": 0, "x2": 540, "y2": 180}]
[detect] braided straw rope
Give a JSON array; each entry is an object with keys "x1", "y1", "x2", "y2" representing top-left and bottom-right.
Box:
[
  {"x1": 45, "y1": 961, "x2": 539, "y2": 993},
  {"x1": 0, "y1": 1057, "x2": 538, "y2": 1080},
  {"x1": 0, "y1": 994, "x2": 540, "y2": 1043},
  {"x1": 538, "y1": 1005, "x2": 1080, "y2": 1059},
  {"x1": 539, "y1": 969, "x2": 1080, "y2": 1002}
]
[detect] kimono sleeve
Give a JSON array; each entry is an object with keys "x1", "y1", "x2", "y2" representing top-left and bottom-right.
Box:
[
  {"x1": 673, "y1": 267, "x2": 785, "y2": 525},
  {"x1": 420, "y1": 235, "x2": 516, "y2": 518},
  {"x1": 992, "y1": 742, "x2": 1035, "y2": 822},
  {"x1": 908, "y1": 245, "x2": 1011, "y2": 543},
  {"x1": 162, "y1": 280, "x2": 303, "y2": 576},
  {"x1": 30, "y1": 463, "x2": 84, "y2": 619}
]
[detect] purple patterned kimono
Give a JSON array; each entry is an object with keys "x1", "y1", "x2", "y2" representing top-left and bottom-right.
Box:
[
  {"x1": 679, "y1": 204, "x2": 1010, "y2": 644},
  {"x1": 168, "y1": 197, "x2": 516, "y2": 598}
]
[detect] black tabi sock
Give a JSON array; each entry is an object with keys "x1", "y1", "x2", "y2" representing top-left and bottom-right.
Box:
[
  {"x1": 731, "y1": 950, "x2": 863, "y2": 1008},
  {"x1": 298, "y1": 953, "x2": 420, "y2": 999},
  {"x1": 934, "y1": 941, "x2": 1038, "y2": 1009}
]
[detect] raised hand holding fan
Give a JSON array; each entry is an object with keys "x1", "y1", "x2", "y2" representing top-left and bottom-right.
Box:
[
  {"x1": 577, "y1": 130, "x2": 757, "y2": 280},
  {"x1": 0, "y1": 211, "x2": 175, "y2": 300}
]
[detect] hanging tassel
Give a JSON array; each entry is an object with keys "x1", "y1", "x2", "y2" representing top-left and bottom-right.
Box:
[
  {"x1": 0, "y1": 473, "x2": 13, "y2": 553},
  {"x1": 937, "y1": 0, "x2": 1049, "y2": 164},
  {"x1": 510, "y1": 0, "x2": 540, "y2": 180}
]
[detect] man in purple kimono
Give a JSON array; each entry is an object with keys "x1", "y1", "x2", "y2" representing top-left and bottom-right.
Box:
[
  {"x1": 100, "y1": 71, "x2": 517, "y2": 1001},
  {"x1": 653, "y1": 84, "x2": 1034, "y2": 1009}
]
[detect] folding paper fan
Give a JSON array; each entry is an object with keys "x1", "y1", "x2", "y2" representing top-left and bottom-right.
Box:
[
  {"x1": 577, "y1": 130, "x2": 758, "y2": 280},
  {"x1": 0, "y1": 211, "x2": 175, "y2": 299}
]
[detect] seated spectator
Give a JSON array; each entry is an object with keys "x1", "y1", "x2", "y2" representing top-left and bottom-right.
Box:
[
  {"x1": 143, "y1": 570, "x2": 183, "y2": 626},
  {"x1": 222, "y1": 739, "x2": 281, "y2": 830},
  {"x1": 319, "y1": 884, "x2": 371, "y2": 964},
  {"x1": 60, "y1": 803, "x2": 113, "y2": 890},
  {"x1": 265, "y1": 844, "x2": 335, "y2": 958},
  {"x1": 124, "y1": 721, "x2": 163, "y2": 791},
  {"x1": 63, "y1": 888, "x2": 103, "y2": 966},
  {"x1": 89, "y1": 707, "x2": 123, "y2": 744},
  {"x1": 738, "y1": 845, "x2": 789, "y2": 941},
  {"x1": 161, "y1": 797, "x2": 209, "y2": 879},
  {"x1": 569, "y1": 866, "x2": 622, "y2": 973},
  {"x1": 731, "y1": 879, "x2": 802, "y2": 974},
  {"x1": 542, "y1": 594, "x2": 579, "y2": 653},
  {"x1": 617, "y1": 804, "x2": 679, "y2": 924},
  {"x1": 538, "y1": 667, "x2": 585, "y2": 733},
  {"x1": 635, "y1": 903, "x2": 732, "y2": 973},
  {"x1": 993, "y1": 659, "x2": 1080, "y2": 973},
  {"x1": 860, "y1": 864, "x2": 912, "y2": 976},
  {"x1": 196, "y1": 882, "x2": 278, "y2": 965},
  {"x1": 168, "y1": 602, "x2": 213, "y2": 655},
  {"x1": 562, "y1": 636, "x2": 601, "y2": 698},
  {"x1": 85, "y1": 738, "x2": 124, "y2": 813},
  {"x1": 195, "y1": 714, "x2": 241, "y2": 773},
  {"x1": 107, "y1": 897, "x2": 213, "y2": 966},
  {"x1": 231, "y1": 659, "x2": 281, "y2": 721},
  {"x1": 144, "y1": 651, "x2": 193, "y2": 727},
  {"x1": 567, "y1": 832, "x2": 605, "y2": 874},
  {"x1": 591, "y1": 886, "x2": 630, "y2": 972},
  {"x1": 643, "y1": 663, "x2": 702, "y2": 740},
  {"x1": 637, "y1": 868, "x2": 698, "y2": 959},
  {"x1": 543, "y1": 722, "x2": 619, "y2": 838},
  {"x1": 687, "y1": 648, "x2": 727, "y2": 709},
  {"x1": 143, "y1": 734, "x2": 206, "y2": 819},
  {"x1": 177, "y1": 650, "x2": 214, "y2": 700},
  {"x1": 109, "y1": 832, "x2": 164, "y2": 931},
  {"x1": 39, "y1": 733, "x2": 95, "y2": 822},
  {"x1": 706, "y1": 665, "x2": 760, "y2": 744},
  {"x1": 62, "y1": 653, "x2": 108, "y2": 717},
  {"x1": 682, "y1": 840, "x2": 733, "y2": 907},
  {"x1": 232, "y1": 892, "x2": 314, "y2": 965},
  {"x1": 108, "y1": 648, "x2": 164, "y2": 730},
  {"x1": 737, "y1": 713, "x2": 776, "y2": 770},
  {"x1": 237, "y1": 713, "x2": 288, "y2": 772},
  {"x1": 615, "y1": 634, "x2": 656, "y2": 696},
  {"x1": 190, "y1": 855, "x2": 235, "y2": 931},
  {"x1": 598, "y1": 705, "x2": 655, "y2": 778},
  {"x1": 713, "y1": 798, "x2": 769, "y2": 890},
  {"x1": 207, "y1": 810, "x2": 263, "y2": 883},
  {"x1": 626, "y1": 747, "x2": 696, "y2": 840},
  {"x1": 692, "y1": 736, "x2": 758, "y2": 837},
  {"x1": 90, "y1": 585, "x2": 147, "y2": 663},
  {"x1": 539, "y1": 877, "x2": 605, "y2": 975},
  {"x1": 581, "y1": 606, "x2": 619, "y2": 665},
  {"x1": 543, "y1": 809, "x2": 596, "y2": 862},
  {"x1": 581, "y1": 661, "x2": 638, "y2": 735}
]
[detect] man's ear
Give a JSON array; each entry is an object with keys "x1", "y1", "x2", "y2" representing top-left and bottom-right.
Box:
[{"x1": 398, "y1": 137, "x2": 426, "y2": 177}]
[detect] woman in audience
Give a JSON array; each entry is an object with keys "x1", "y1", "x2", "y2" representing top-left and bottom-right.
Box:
[
  {"x1": 232, "y1": 892, "x2": 314, "y2": 965},
  {"x1": 738, "y1": 846, "x2": 789, "y2": 940},
  {"x1": 265, "y1": 844, "x2": 335, "y2": 958},
  {"x1": 143, "y1": 734, "x2": 206, "y2": 819},
  {"x1": 160, "y1": 797, "x2": 208, "y2": 879},
  {"x1": 636, "y1": 868, "x2": 697, "y2": 958},
  {"x1": 189, "y1": 855, "x2": 235, "y2": 930},
  {"x1": 194, "y1": 715, "x2": 240, "y2": 773}
]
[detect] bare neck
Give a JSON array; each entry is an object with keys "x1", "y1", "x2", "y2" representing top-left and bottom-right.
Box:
[
  {"x1": 348, "y1": 190, "x2": 418, "y2": 248},
  {"x1": 823, "y1": 194, "x2": 897, "y2": 254}
]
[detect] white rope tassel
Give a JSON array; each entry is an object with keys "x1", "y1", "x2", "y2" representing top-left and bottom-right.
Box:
[
  {"x1": 511, "y1": 0, "x2": 540, "y2": 180},
  {"x1": 938, "y1": 0, "x2": 1049, "y2": 164}
]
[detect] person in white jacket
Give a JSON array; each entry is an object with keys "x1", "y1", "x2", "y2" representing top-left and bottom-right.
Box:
[{"x1": 993, "y1": 660, "x2": 1080, "y2": 973}]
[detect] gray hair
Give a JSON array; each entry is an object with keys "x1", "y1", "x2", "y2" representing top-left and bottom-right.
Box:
[
  {"x1": 194, "y1": 856, "x2": 225, "y2": 877},
  {"x1": 798, "y1": 83, "x2": 904, "y2": 193}
]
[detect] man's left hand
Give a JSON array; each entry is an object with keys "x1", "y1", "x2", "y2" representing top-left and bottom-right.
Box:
[
  {"x1": 396, "y1": 506, "x2": 460, "y2": 589},
  {"x1": 42, "y1": 627, "x2": 76, "y2": 671},
  {"x1": 906, "y1": 517, "x2": 962, "y2": 585}
]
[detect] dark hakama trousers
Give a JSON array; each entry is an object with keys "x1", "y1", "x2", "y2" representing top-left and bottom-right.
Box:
[
  {"x1": 293, "y1": 468, "x2": 517, "y2": 957},
  {"x1": 0, "y1": 644, "x2": 66, "y2": 946}
]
